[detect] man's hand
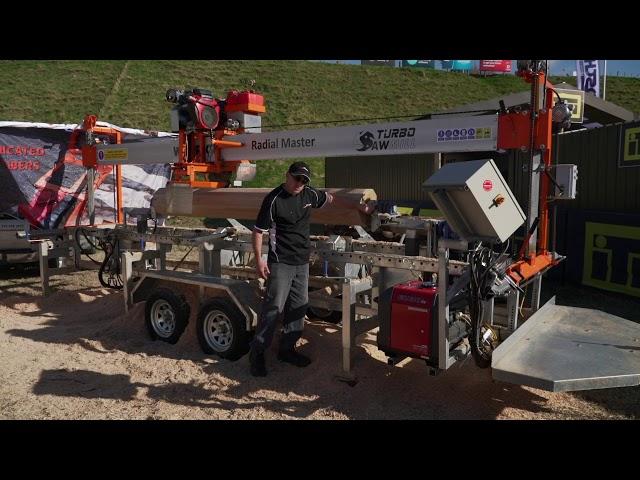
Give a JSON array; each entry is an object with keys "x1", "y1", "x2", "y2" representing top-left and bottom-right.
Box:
[
  {"x1": 256, "y1": 258, "x2": 270, "y2": 280},
  {"x1": 358, "y1": 200, "x2": 377, "y2": 215}
]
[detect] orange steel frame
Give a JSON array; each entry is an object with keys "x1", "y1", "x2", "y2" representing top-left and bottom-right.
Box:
[
  {"x1": 81, "y1": 115, "x2": 248, "y2": 222},
  {"x1": 80, "y1": 115, "x2": 125, "y2": 223},
  {"x1": 497, "y1": 69, "x2": 559, "y2": 285},
  {"x1": 171, "y1": 129, "x2": 243, "y2": 189}
]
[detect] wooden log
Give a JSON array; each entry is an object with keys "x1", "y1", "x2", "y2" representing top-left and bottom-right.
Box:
[{"x1": 151, "y1": 184, "x2": 376, "y2": 226}]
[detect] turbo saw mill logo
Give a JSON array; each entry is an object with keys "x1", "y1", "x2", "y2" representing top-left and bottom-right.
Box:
[
  {"x1": 355, "y1": 127, "x2": 416, "y2": 152},
  {"x1": 357, "y1": 131, "x2": 375, "y2": 151}
]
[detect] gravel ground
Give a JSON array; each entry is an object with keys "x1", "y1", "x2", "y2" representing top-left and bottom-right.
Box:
[{"x1": 1, "y1": 266, "x2": 639, "y2": 420}]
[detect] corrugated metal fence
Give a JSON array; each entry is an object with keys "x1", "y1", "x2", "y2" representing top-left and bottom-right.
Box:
[
  {"x1": 326, "y1": 153, "x2": 438, "y2": 205},
  {"x1": 500, "y1": 121, "x2": 640, "y2": 214}
]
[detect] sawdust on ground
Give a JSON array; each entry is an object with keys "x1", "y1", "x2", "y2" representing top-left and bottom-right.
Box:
[{"x1": 1, "y1": 268, "x2": 639, "y2": 420}]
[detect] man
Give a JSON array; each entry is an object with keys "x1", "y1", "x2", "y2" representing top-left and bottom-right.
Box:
[{"x1": 249, "y1": 161, "x2": 374, "y2": 377}]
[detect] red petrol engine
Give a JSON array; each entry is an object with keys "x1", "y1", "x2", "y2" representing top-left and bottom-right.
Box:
[
  {"x1": 166, "y1": 88, "x2": 220, "y2": 131},
  {"x1": 378, "y1": 280, "x2": 438, "y2": 360}
]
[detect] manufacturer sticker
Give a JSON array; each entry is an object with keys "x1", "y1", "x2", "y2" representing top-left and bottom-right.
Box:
[
  {"x1": 437, "y1": 127, "x2": 491, "y2": 142},
  {"x1": 102, "y1": 148, "x2": 128, "y2": 161}
]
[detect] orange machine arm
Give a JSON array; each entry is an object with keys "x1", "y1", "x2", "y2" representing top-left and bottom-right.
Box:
[
  {"x1": 498, "y1": 68, "x2": 559, "y2": 285},
  {"x1": 80, "y1": 115, "x2": 125, "y2": 224}
]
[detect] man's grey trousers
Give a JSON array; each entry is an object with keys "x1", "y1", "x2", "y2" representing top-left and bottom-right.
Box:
[{"x1": 250, "y1": 262, "x2": 309, "y2": 354}]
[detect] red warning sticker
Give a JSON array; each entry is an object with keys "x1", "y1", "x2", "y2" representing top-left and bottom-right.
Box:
[{"x1": 483, "y1": 180, "x2": 493, "y2": 191}]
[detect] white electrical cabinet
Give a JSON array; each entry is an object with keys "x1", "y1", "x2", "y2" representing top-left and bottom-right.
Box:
[
  {"x1": 423, "y1": 159, "x2": 526, "y2": 243},
  {"x1": 552, "y1": 164, "x2": 578, "y2": 200}
]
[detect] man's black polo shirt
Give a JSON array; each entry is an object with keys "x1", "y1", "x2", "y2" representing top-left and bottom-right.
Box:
[{"x1": 254, "y1": 184, "x2": 328, "y2": 265}]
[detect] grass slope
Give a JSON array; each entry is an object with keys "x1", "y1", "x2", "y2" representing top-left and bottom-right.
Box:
[{"x1": 1, "y1": 61, "x2": 638, "y2": 190}]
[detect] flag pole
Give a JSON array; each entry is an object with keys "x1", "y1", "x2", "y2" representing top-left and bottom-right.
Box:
[{"x1": 602, "y1": 60, "x2": 607, "y2": 100}]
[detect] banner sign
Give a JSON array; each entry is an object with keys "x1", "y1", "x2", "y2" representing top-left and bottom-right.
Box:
[
  {"x1": 479, "y1": 60, "x2": 512, "y2": 72},
  {"x1": 441, "y1": 60, "x2": 473, "y2": 71},
  {"x1": 583, "y1": 218, "x2": 640, "y2": 297},
  {"x1": 619, "y1": 120, "x2": 640, "y2": 168},
  {"x1": 576, "y1": 60, "x2": 600, "y2": 97},
  {"x1": 402, "y1": 60, "x2": 436, "y2": 68},
  {"x1": 222, "y1": 116, "x2": 499, "y2": 161},
  {"x1": 553, "y1": 88, "x2": 585, "y2": 123},
  {"x1": 0, "y1": 124, "x2": 171, "y2": 228},
  {"x1": 361, "y1": 60, "x2": 395, "y2": 67}
]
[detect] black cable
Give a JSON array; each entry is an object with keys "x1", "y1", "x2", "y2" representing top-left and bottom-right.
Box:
[
  {"x1": 242, "y1": 109, "x2": 500, "y2": 132},
  {"x1": 466, "y1": 240, "x2": 511, "y2": 369},
  {"x1": 468, "y1": 243, "x2": 489, "y2": 368},
  {"x1": 549, "y1": 87, "x2": 563, "y2": 102},
  {"x1": 74, "y1": 228, "x2": 102, "y2": 266},
  {"x1": 98, "y1": 235, "x2": 123, "y2": 289},
  {"x1": 543, "y1": 169, "x2": 564, "y2": 194},
  {"x1": 479, "y1": 240, "x2": 511, "y2": 294}
]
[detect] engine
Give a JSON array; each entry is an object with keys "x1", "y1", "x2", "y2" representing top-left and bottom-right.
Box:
[{"x1": 166, "y1": 88, "x2": 220, "y2": 132}]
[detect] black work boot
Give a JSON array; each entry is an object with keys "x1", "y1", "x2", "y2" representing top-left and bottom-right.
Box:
[
  {"x1": 250, "y1": 349, "x2": 267, "y2": 377},
  {"x1": 277, "y1": 349, "x2": 312, "y2": 367}
]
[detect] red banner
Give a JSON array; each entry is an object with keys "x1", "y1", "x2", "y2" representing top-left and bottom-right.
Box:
[{"x1": 479, "y1": 60, "x2": 512, "y2": 73}]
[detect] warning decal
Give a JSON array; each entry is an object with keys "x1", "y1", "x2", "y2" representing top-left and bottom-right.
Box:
[{"x1": 103, "y1": 148, "x2": 128, "y2": 161}]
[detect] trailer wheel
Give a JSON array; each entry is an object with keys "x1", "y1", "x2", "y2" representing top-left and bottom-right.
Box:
[
  {"x1": 145, "y1": 288, "x2": 190, "y2": 344},
  {"x1": 307, "y1": 304, "x2": 342, "y2": 323},
  {"x1": 196, "y1": 299, "x2": 249, "y2": 360},
  {"x1": 307, "y1": 289, "x2": 342, "y2": 324}
]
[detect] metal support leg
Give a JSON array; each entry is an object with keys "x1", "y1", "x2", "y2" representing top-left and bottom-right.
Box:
[
  {"x1": 507, "y1": 289, "x2": 520, "y2": 331},
  {"x1": 87, "y1": 168, "x2": 96, "y2": 226},
  {"x1": 483, "y1": 298, "x2": 495, "y2": 326},
  {"x1": 437, "y1": 244, "x2": 450, "y2": 371},
  {"x1": 198, "y1": 242, "x2": 222, "y2": 305},
  {"x1": 199, "y1": 244, "x2": 221, "y2": 276},
  {"x1": 526, "y1": 153, "x2": 542, "y2": 257},
  {"x1": 69, "y1": 230, "x2": 81, "y2": 269},
  {"x1": 121, "y1": 251, "x2": 134, "y2": 313},
  {"x1": 437, "y1": 239, "x2": 467, "y2": 370},
  {"x1": 158, "y1": 243, "x2": 170, "y2": 271},
  {"x1": 38, "y1": 241, "x2": 50, "y2": 296},
  {"x1": 530, "y1": 274, "x2": 542, "y2": 313},
  {"x1": 341, "y1": 279, "x2": 357, "y2": 377}
]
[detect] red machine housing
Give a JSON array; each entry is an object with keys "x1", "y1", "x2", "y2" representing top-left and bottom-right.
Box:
[
  {"x1": 190, "y1": 91, "x2": 220, "y2": 130},
  {"x1": 225, "y1": 90, "x2": 265, "y2": 114},
  {"x1": 378, "y1": 280, "x2": 437, "y2": 359},
  {"x1": 165, "y1": 87, "x2": 221, "y2": 131}
]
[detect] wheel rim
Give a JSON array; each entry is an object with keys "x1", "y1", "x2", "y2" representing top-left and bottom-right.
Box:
[
  {"x1": 203, "y1": 310, "x2": 233, "y2": 352},
  {"x1": 150, "y1": 299, "x2": 176, "y2": 338}
]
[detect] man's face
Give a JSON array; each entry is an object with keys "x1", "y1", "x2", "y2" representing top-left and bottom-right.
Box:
[{"x1": 285, "y1": 172, "x2": 308, "y2": 195}]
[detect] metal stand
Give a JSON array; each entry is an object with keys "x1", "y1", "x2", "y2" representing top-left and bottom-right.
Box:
[
  {"x1": 338, "y1": 277, "x2": 376, "y2": 382},
  {"x1": 437, "y1": 239, "x2": 469, "y2": 371},
  {"x1": 36, "y1": 234, "x2": 82, "y2": 296},
  {"x1": 38, "y1": 240, "x2": 51, "y2": 296}
]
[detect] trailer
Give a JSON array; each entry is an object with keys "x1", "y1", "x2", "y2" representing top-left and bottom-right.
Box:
[{"x1": 58, "y1": 59, "x2": 640, "y2": 392}]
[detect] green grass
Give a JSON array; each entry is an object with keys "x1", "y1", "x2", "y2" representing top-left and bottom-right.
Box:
[{"x1": 1, "y1": 60, "x2": 638, "y2": 195}]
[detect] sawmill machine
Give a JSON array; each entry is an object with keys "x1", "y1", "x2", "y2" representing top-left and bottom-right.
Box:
[
  {"x1": 81, "y1": 86, "x2": 266, "y2": 223},
  {"x1": 77, "y1": 61, "x2": 640, "y2": 392}
]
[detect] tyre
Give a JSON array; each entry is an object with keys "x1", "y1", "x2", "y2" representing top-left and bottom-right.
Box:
[
  {"x1": 307, "y1": 304, "x2": 342, "y2": 323},
  {"x1": 307, "y1": 288, "x2": 342, "y2": 323},
  {"x1": 145, "y1": 288, "x2": 191, "y2": 344},
  {"x1": 196, "y1": 298, "x2": 249, "y2": 360}
]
